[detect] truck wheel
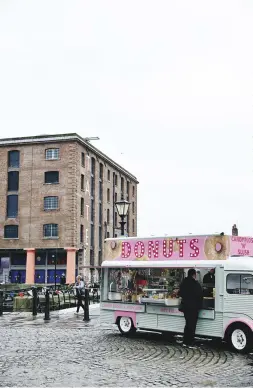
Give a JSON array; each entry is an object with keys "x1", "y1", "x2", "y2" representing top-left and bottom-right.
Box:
[
  {"x1": 228, "y1": 325, "x2": 252, "y2": 353},
  {"x1": 118, "y1": 316, "x2": 136, "y2": 335}
]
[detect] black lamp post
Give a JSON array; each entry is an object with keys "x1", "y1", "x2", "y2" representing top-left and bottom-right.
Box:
[{"x1": 115, "y1": 199, "x2": 130, "y2": 236}]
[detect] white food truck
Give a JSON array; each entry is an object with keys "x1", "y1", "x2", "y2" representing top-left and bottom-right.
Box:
[{"x1": 100, "y1": 234, "x2": 253, "y2": 352}]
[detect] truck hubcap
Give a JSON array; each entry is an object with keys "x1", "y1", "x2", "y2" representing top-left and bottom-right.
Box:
[
  {"x1": 119, "y1": 317, "x2": 132, "y2": 332},
  {"x1": 231, "y1": 329, "x2": 247, "y2": 350}
]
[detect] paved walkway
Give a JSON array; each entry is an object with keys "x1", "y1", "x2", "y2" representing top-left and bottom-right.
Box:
[
  {"x1": 0, "y1": 305, "x2": 253, "y2": 387},
  {"x1": 0, "y1": 304, "x2": 100, "y2": 328}
]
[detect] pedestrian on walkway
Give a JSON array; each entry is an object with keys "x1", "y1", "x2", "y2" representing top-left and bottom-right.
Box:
[
  {"x1": 179, "y1": 268, "x2": 203, "y2": 348},
  {"x1": 74, "y1": 275, "x2": 85, "y2": 315}
]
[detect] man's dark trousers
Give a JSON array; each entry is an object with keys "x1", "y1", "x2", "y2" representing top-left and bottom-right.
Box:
[{"x1": 183, "y1": 307, "x2": 199, "y2": 345}]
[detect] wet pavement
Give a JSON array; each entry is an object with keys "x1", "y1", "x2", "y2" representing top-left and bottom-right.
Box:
[{"x1": 0, "y1": 305, "x2": 253, "y2": 387}]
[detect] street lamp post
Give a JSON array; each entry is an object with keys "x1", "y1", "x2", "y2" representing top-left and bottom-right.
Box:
[{"x1": 115, "y1": 199, "x2": 130, "y2": 236}]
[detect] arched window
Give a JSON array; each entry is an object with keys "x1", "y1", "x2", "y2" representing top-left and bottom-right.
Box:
[{"x1": 8, "y1": 150, "x2": 20, "y2": 168}]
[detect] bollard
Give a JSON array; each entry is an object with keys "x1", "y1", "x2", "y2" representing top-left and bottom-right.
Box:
[
  {"x1": 32, "y1": 287, "x2": 37, "y2": 316},
  {"x1": 83, "y1": 288, "x2": 90, "y2": 321},
  {"x1": 44, "y1": 289, "x2": 50, "y2": 321},
  {"x1": 57, "y1": 293, "x2": 60, "y2": 310},
  {"x1": 68, "y1": 291, "x2": 71, "y2": 308},
  {"x1": 0, "y1": 290, "x2": 3, "y2": 316}
]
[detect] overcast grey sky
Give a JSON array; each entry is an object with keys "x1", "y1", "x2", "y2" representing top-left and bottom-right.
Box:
[{"x1": 0, "y1": 0, "x2": 253, "y2": 237}]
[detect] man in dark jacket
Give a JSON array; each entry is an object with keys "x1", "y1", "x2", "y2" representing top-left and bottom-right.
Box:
[
  {"x1": 179, "y1": 268, "x2": 203, "y2": 347},
  {"x1": 203, "y1": 268, "x2": 215, "y2": 286}
]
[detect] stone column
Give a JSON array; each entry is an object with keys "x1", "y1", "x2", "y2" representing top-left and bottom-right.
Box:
[
  {"x1": 65, "y1": 247, "x2": 77, "y2": 284},
  {"x1": 25, "y1": 248, "x2": 35, "y2": 284}
]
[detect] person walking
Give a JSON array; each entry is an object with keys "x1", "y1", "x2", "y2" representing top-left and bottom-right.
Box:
[
  {"x1": 17, "y1": 271, "x2": 21, "y2": 284},
  {"x1": 179, "y1": 268, "x2": 203, "y2": 348},
  {"x1": 74, "y1": 275, "x2": 85, "y2": 315}
]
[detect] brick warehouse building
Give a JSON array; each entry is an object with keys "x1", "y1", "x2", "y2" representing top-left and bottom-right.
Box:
[{"x1": 0, "y1": 133, "x2": 138, "y2": 284}]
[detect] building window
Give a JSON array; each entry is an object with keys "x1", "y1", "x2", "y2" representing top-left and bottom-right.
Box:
[
  {"x1": 132, "y1": 202, "x2": 135, "y2": 214},
  {"x1": 132, "y1": 219, "x2": 135, "y2": 233},
  {"x1": 91, "y1": 177, "x2": 95, "y2": 197},
  {"x1": 115, "y1": 212, "x2": 118, "y2": 227},
  {"x1": 127, "y1": 214, "x2": 129, "y2": 234},
  {"x1": 91, "y1": 157, "x2": 96, "y2": 176},
  {"x1": 44, "y1": 171, "x2": 59, "y2": 184},
  {"x1": 4, "y1": 225, "x2": 18, "y2": 239},
  {"x1": 8, "y1": 150, "x2": 20, "y2": 168},
  {"x1": 114, "y1": 174, "x2": 118, "y2": 186},
  {"x1": 107, "y1": 169, "x2": 111, "y2": 181},
  {"x1": 44, "y1": 196, "x2": 59, "y2": 211},
  {"x1": 107, "y1": 209, "x2": 110, "y2": 224},
  {"x1": 80, "y1": 224, "x2": 84, "y2": 243},
  {"x1": 99, "y1": 163, "x2": 103, "y2": 180},
  {"x1": 107, "y1": 188, "x2": 110, "y2": 202},
  {"x1": 99, "y1": 226, "x2": 102, "y2": 248},
  {"x1": 8, "y1": 171, "x2": 19, "y2": 191},
  {"x1": 99, "y1": 203, "x2": 102, "y2": 225},
  {"x1": 115, "y1": 193, "x2": 118, "y2": 202},
  {"x1": 7, "y1": 195, "x2": 18, "y2": 218},
  {"x1": 99, "y1": 181, "x2": 103, "y2": 201},
  {"x1": 90, "y1": 249, "x2": 94, "y2": 266},
  {"x1": 43, "y1": 224, "x2": 58, "y2": 238},
  {"x1": 81, "y1": 174, "x2": 84, "y2": 190},
  {"x1": 45, "y1": 148, "x2": 59, "y2": 160},
  {"x1": 226, "y1": 273, "x2": 253, "y2": 295},
  {"x1": 90, "y1": 223, "x2": 94, "y2": 248},
  {"x1": 107, "y1": 231, "x2": 110, "y2": 238},
  {"x1": 132, "y1": 185, "x2": 135, "y2": 197},
  {"x1": 121, "y1": 177, "x2": 124, "y2": 196},
  {"x1": 91, "y1": 199, "x2": 94, "y2": 221},
  {"x1": 81, "y1": 198, "x2": 84, "y2": 216},
  {"x1": 81, "y1": 152, "x2": 85, "y2": 167},
  {"x1": 127, "y1": 181, "x2": 130, "y2": 200}
]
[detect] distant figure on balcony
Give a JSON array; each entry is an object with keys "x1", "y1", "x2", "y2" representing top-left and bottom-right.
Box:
[{"x1": 232, "y1": 224, "x2": 238, "y2": 236}]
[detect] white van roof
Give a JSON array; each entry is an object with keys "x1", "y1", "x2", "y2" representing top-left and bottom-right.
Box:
[{"x1": 101, "y1": 257, "x2": 253, "y2": 271}]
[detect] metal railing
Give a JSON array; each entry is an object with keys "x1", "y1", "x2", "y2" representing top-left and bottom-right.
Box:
[{"x1": 0, "y1": 285, "x2": 100, "y2": 320}]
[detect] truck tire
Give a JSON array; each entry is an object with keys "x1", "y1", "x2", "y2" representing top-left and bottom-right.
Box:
[
  {"x1": 117, "y1": 316, "x2": 136, "y2": 336},
  {"x1": 227, "y1": 324, "x2": 252, "y2": 353}
]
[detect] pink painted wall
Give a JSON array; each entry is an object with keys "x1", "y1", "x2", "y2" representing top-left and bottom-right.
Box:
[{"x1": 105, "y1": 235, "x2": 253, "y2": 261}]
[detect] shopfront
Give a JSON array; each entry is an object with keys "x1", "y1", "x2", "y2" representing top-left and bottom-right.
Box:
[{"x1": 0, "y1": 249, "x2": 79, "y2": 284}]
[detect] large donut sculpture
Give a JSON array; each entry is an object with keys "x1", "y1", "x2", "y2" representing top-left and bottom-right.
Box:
[
  {"x1": 204, "y1": 235, "x2": 230, "y2": 260},
  {"x1": 104, "y1": 240, "x2": 123, "y2": 260}
]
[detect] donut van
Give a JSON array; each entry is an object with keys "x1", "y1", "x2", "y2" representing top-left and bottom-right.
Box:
[{"x1": 100, "y1": 234, "x2": 253, "y2": 352}]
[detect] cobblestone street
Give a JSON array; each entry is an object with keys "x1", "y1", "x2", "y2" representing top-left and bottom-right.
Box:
[{"x1": 0, "y1": 306, "x2": 253, "y2": 387}]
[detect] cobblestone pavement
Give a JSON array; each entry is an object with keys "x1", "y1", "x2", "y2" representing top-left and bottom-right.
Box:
[{"x1": 0, "y1": 306, "x2": 253, "y2": 387}]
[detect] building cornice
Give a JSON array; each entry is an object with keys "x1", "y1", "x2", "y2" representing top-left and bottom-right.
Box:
[{"x1": 0, "y1": 133, "x2": 139, "y2": 183}]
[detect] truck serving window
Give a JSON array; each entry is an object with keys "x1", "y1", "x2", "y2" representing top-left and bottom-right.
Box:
[
  {"x1": 226, "y1": 273, "x2": 253, "y2": 295},
  {"x1": 104, "y1": 267, "x2": 184, "y2": 303}
]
